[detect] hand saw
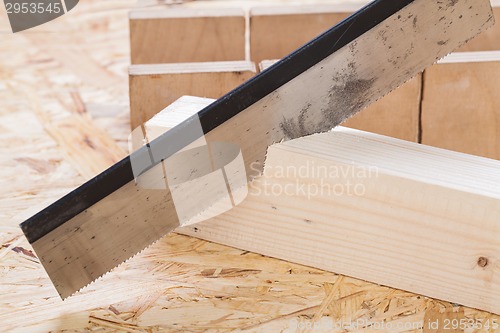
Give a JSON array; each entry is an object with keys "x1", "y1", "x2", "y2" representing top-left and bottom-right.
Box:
[{"x1": 20, "y1": 0, "x2": 494, "y2": 299}]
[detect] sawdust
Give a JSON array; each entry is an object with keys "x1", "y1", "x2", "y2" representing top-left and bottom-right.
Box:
[{"x1": 279, "y1": 60, "x2": 376, "y2": 140}]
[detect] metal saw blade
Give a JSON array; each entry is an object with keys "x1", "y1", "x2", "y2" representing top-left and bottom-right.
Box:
[{"x1": 20, "y1": 0, "x2": 494, "y2": 299}]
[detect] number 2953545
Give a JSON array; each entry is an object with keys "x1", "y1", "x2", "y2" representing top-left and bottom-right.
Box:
[{"x1": 5, "y1": 2, "x2": 62, "y2": 14}]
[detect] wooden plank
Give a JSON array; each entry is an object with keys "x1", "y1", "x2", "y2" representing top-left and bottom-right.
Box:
[
  {"x1": 422, "y1": 51, "x2": 500, "y2": 160},
  {"x1": 250, "y1": 5, "x2": 351, "y2": 64},
  {"x1": 260, "y1": 60, "x2": 422, "y2": 142},
  {"x1": 129, "y1": 8, "x2": 246, "y2": 64},
  {"x1": 457, "y1": 5, "x2": 500, "y2": 51},
  {"x1": 249, "y1": 0, "x2": 499, "y2": 58},
  {"x1": 147, "y1": 96, "x2": 500, "y2": 315},
  {"x1": 129, "y1": 61, "x2": 256, "y2": 129}
]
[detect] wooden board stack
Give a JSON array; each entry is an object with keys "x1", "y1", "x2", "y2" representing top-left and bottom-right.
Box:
[
  {"x1": 249, "y1": 5, "x2": 354, "y2": 64},
  {"x1": 129, "y1": 61, "x2": 256, "y2": 128},
  {"x1": 129, "y1": 7, "x2": 253, "y2": 129},
  {"x1": 129, "y1": 1, "x2": 500, "y2": 159},
  {"x1": 422, "y1": 51, "x2": 500, "y2": 159}
]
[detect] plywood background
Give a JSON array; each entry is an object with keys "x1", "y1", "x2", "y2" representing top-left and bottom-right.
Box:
[{"x1": 1, "y1": 0, "x2": 499, "y2": 332}]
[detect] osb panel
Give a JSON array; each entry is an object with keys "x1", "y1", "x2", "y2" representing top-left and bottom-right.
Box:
[{"x1": 0, "y1": 0, "x2": 498, "y2": 332}]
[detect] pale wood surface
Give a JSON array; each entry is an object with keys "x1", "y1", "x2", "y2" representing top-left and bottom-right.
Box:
[
  {"x1": 182, "y1": 126, "x2": 500, "y2": 314},
  {"x1": 439, "y1": 50, "x2": 500, "y2": 64},
  {"x1": 422, "y1": 56, "x2": 500, "y2": 160},
  {"x1": 129, "y1": 61, "x2": 256, "y2": 129},
  {"x1": 131, "y1": 0, "x2": 500, "y2": 63},
  {"x1": 130, "y1": 8, "x2": 246, "y2": 64},
  {"x1": 250, "y1": 7, "x2": 350, "y2": 64},
  {"x1": 1, "y1": 0, "x2": 499, "y2": 332},
  {"x1": 250, "y1": 3, "x2": 500, "y2": 64}
]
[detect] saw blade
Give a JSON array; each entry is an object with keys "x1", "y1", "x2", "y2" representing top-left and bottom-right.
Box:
[{"x1": 20, "y1": 0, "x2": 494, "y2": 299}]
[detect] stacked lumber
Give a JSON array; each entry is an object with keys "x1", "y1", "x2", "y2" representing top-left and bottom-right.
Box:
[
  {"x1": 123, "y1": 0, "x2": 500, "y2": 327},
  {"x1": 128, "y1": 6, "x2": 253, "y2": 129},
  {"x1": 422, "y1": 51, "x2": 500, "y2": 159},
  {"x1": 129, "y1": 61, "x2": 256, "y2": 128},
  {"x1": 249, "y1": 3, "x2": 500, "y2": 62},
  {"x1": 129, "y1": 1, "x2": 500, "y2": 158}
]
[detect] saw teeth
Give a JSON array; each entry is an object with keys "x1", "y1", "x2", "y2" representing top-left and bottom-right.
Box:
[{"x1": 61, "y1": 234, "x2": 169, "y2": 300}]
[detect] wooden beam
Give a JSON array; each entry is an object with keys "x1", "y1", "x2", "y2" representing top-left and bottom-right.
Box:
[
  {"x1": 148, "y1": 96, "x2": 500, "y2": 315},
  {"x1": 250, "y1": 5, "x2": 352, "y2": 64},
  {"x1": 422, "y1": 51, "x2": 500, "y2": 160},
  {"x1": 128, "y1": 1, "x2": 499, "y2": 65},
  {"x1": 129, "y1": 8, "x2": 246, "y2": 64},
  {"x1": 129, "y1": 61, "x2": 256, "y2": 129}
]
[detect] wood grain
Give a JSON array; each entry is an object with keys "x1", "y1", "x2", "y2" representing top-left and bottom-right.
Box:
[
  {"x1": 250, "y1": 6, "x2": 351, "y2": 64},
  {"x1": 130, "y1": 8, "x2": 246, "y2": 64},
  {"x1": 423, "y1": 305, "x2": 466, "y2": 333},
  {"x1": 422, "y1": 52, "x2": 500, "y2": 159}
]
